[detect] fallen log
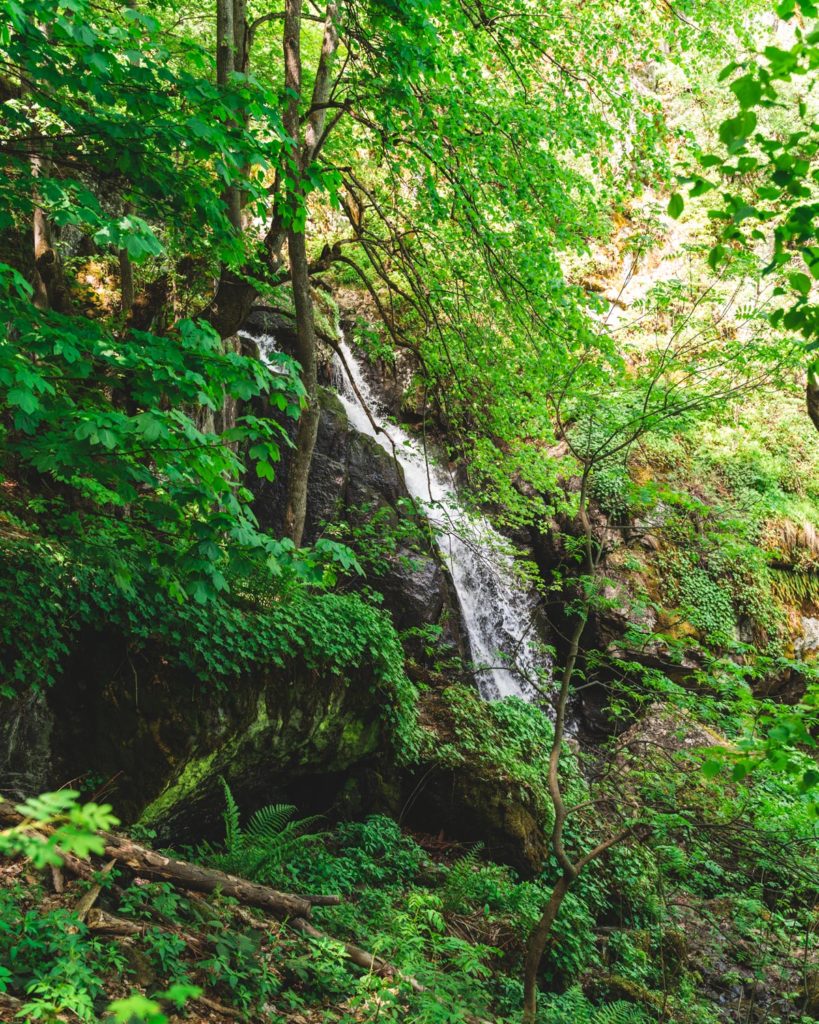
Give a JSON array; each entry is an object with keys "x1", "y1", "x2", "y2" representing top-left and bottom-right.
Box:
[
  {"x1": 0, "y1": 805, "x2": 318, "y2": 920},
  {"x1": 74, "y1": 858, "x2": 116, "y2": 922},
  {"x1": 100, "y1": 834, "x2": 313, "y2": 919},
  {"x1": 86, "y1": 908, "x2": 209, "y2": 953}
]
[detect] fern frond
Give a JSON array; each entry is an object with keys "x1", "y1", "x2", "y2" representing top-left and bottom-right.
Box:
[
  {"x1": 219, "y1": 777, "x2": 242, "y2": 854},
  {"x1": 205, "y1": 789, "x2": 325, "y2": 884},
  {"x1": 593, "y1": 1002, "x2": 651, "y2": 1024},
  {"x1": 245, "y1": 803, "x2": 298, "y2": 845},
  {"x1": 443, "y1": 842, "x2": 485, "y2": 912}
]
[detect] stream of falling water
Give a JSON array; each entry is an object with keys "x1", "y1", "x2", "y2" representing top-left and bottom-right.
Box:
[
  {"x1": 244, "y1": 328, "x2": 550, "y2": 701},
  {"x1": 333, "y1": 340, "x2": 550, "y2": 701}
]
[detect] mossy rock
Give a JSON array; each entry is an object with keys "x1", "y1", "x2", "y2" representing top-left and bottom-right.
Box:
[
  {"x1": 399, "y1": 687, "x2": 555, "y2": 875},
  {"x1": 44, "y1": 626, "x2": 389, "y2": 841},
  {"x1": 587, "y1": 974, "x2": 665, "y2": 1012}
]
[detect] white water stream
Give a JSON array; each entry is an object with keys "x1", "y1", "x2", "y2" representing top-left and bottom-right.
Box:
[
  {"x1": 333, "y1": 340, "x2": 549, "y2": 702},
  {"x1": 245, "y1": 328, "x2": 549, "y2": 701}
]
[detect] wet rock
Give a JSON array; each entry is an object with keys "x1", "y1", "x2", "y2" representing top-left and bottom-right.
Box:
[
  {"x1": 251, "y1": 386, "x2": 464, "y2": 647},
  {"x1": 377, "y1": 550, "x2": 445, "y2": 630},
  {"x1": 797, "y1": 616, "x2": 819, "y2": 659},
  {"x1": 0, "y1": 691, "x2": 53, "y2": 798}
]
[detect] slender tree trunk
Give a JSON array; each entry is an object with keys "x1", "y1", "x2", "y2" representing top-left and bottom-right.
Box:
[
  {"x1": 216, "y1": 0, "x2": 242, "y2": 232},
  {"x1": 280, "y1": 2, "x2": 340, "y2": 545},
  {"x1": 522, "y1": 473, "x2": 591, "y2": 1022},
  {"x1": 283, "y1": 228, "x2": 320, "y2": 546},
  {"x1": 31, "y1": 154, "x2": 70, "y2": 313},
  {"x1": 522, "y1": 873, "x2": 573, "y2": 1024},
  {"x1": 808, "y1": 366, "x2": 819, "y2": 434},
  {"x1": 119, "y1": 201, "x2": 135, "y2": 314},
  {"x1": 279, "y1": 0, "x2": 312, "y2": 546}
]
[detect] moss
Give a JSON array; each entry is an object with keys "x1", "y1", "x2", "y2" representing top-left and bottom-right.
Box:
[
  {"x1": 138, "y1": 679, "x2": 383, "y2": 831},
  {"x1": 588, "y1": 974, "x2": 665, "y2": 1011},
  {"x1": 659, "y1": 929, "x2": 688, "y2": 984},
  {"x1": 139, "y1": 748, "x2": 219, "y2": 825}
]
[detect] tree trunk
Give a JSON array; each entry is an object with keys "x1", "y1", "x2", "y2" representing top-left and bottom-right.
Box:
[
  {"x1": 522, "y1": 873, "x2": 573, "y2": 1024},
  {"x1": 216, "y1": 0, "x2": 242, "y2": 232},
  {"x1": 118, "y1": 202, "x2": 135, "y2": 314},
  {"x1": 283, "y1": 228, "x2": 320, "y2": 546},
  {"x1": 279, "y1": 0, "x2": 320, "y2": 547},
  {"x1": 808, "y1": 367, "x2": 819, "y2": 434},
  {"x1": 31, "y1": 154, "x2": 70, "y2": 313}
]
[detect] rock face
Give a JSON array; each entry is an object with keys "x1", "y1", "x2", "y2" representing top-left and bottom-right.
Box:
[
  {"x1": 252, "y1": 385, "x2": 464, "y2": 647},
  {"x1": 0, "y1": 692, "x2": 53, "y2": 799},
  {"x1": 35, "y1": 627, "x2": 390, "y2": 838},
  {"x1": 401, "y1": 762, "x2": 548, "y2": 876}
]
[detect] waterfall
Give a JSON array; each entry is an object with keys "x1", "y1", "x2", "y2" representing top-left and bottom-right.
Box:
[
  {"x1": 243, "y1": 326, "x2": 550, "y2": 701},
  {"x1": 333, "y1": 340, "x2": 549, "y2": 702}
]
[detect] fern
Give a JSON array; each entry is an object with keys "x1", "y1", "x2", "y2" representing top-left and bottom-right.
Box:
[
  {"x1": 245, "y1": 802, "x2": 302, "y2": 845},
  {"x1": 593, "y1": 1003, "x2": 651, "y2": 1024},
  {"x1": 540, "y1": 987, "x2": 651, "y2": 1024},
  {"x1": 220, "y1": 776, "x2": 242, "y2": 854},
  {"x1": 198, "y1": 780, "x2": 324, "y2": 886},
  {"x1": 443, "y1": 844, "x2": 485, "y2": 912}
]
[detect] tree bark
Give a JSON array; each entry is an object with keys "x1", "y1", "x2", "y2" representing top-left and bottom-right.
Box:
[
  {"x1": 118, "y1": 203, "x2": 135, "y2": 314},
  {"x1": 31, "y1": 154, "x2": 70, "y2": 313},
  {"x1": 522, "y1": 873, "x2": 572, "y2": 1024},
  {"x1": 521, "y1": 471, "x2": 611, "y2": 1022},
  {"x1": 280, "y1": 2, "x2": 341, "y2": 546},
  {"x1": 217, "y1": 0, "x2": 242, "y2": 232},
  {"x1": 283, "y1": 228, "x2": 320, "y2": 546},
  {"x1": 807, "y1": 368, "x2": 819, "y2": 434},
  {"x1": 99, "y1": 832, "x2": 314, "y2": 918}
]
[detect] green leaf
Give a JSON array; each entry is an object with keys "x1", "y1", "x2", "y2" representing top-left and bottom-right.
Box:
[
  {"x1": 789, "y1": 271, "x2": 812, "y2": 296},
  {"x1": 708, "y1": 245, "x2": 726, "y2": 270},
  {"x1": 719, "y1": 111, "x2": 757, "y2": 150},
  {"x1": 7, "y1": 386, "x2": 38, "y2": 414},
  {"x1": 730, "y1": 74, "x2": 762, "y2": 109},
  {"x1": 667, "y1": 193, "x2": 684, "y2": 219}
]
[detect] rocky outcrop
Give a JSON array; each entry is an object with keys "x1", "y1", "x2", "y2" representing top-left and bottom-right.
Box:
[
  {"x1": 0, "y1": 692, "x2": 53, "y2": 799},
  {"x1": 28, "y1": 626, "x2": 391, "y2": 838}
]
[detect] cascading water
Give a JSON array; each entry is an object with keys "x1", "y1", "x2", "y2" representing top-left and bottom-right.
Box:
[
  {"x1": 244, "y1": 326, "x2": 550, "y2": 701},
  {"x1": 332, "y1": 339, "x2": 549, "y2": 702}
]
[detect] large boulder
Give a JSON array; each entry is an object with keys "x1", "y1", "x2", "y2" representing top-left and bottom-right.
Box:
[{"x1": 32, "y1": 623, "x2": 393, "y2": 838}]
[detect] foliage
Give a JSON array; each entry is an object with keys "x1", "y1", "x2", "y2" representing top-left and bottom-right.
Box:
[
  {"x1": 676, "y1": 0, "x2": 819, "y2": 380},
  {"x1": 537, "y1": 987, "x2": 652, "y2": 1024},
  {"x1": 0, "y1": 790, "x2": 117, "y2": 867},
  {"x1": 0, "y1": 533, "x2": 421, "y2": 757},
  {"x1": 0, "y1": 268, "x2": 310, "y2": 605},
  {"x1": 196, "y1": 778, "x2": 325, "y2": 886},
  {"x1": 1, "y1": 0, "x2": 818, "y2": 1022}
]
